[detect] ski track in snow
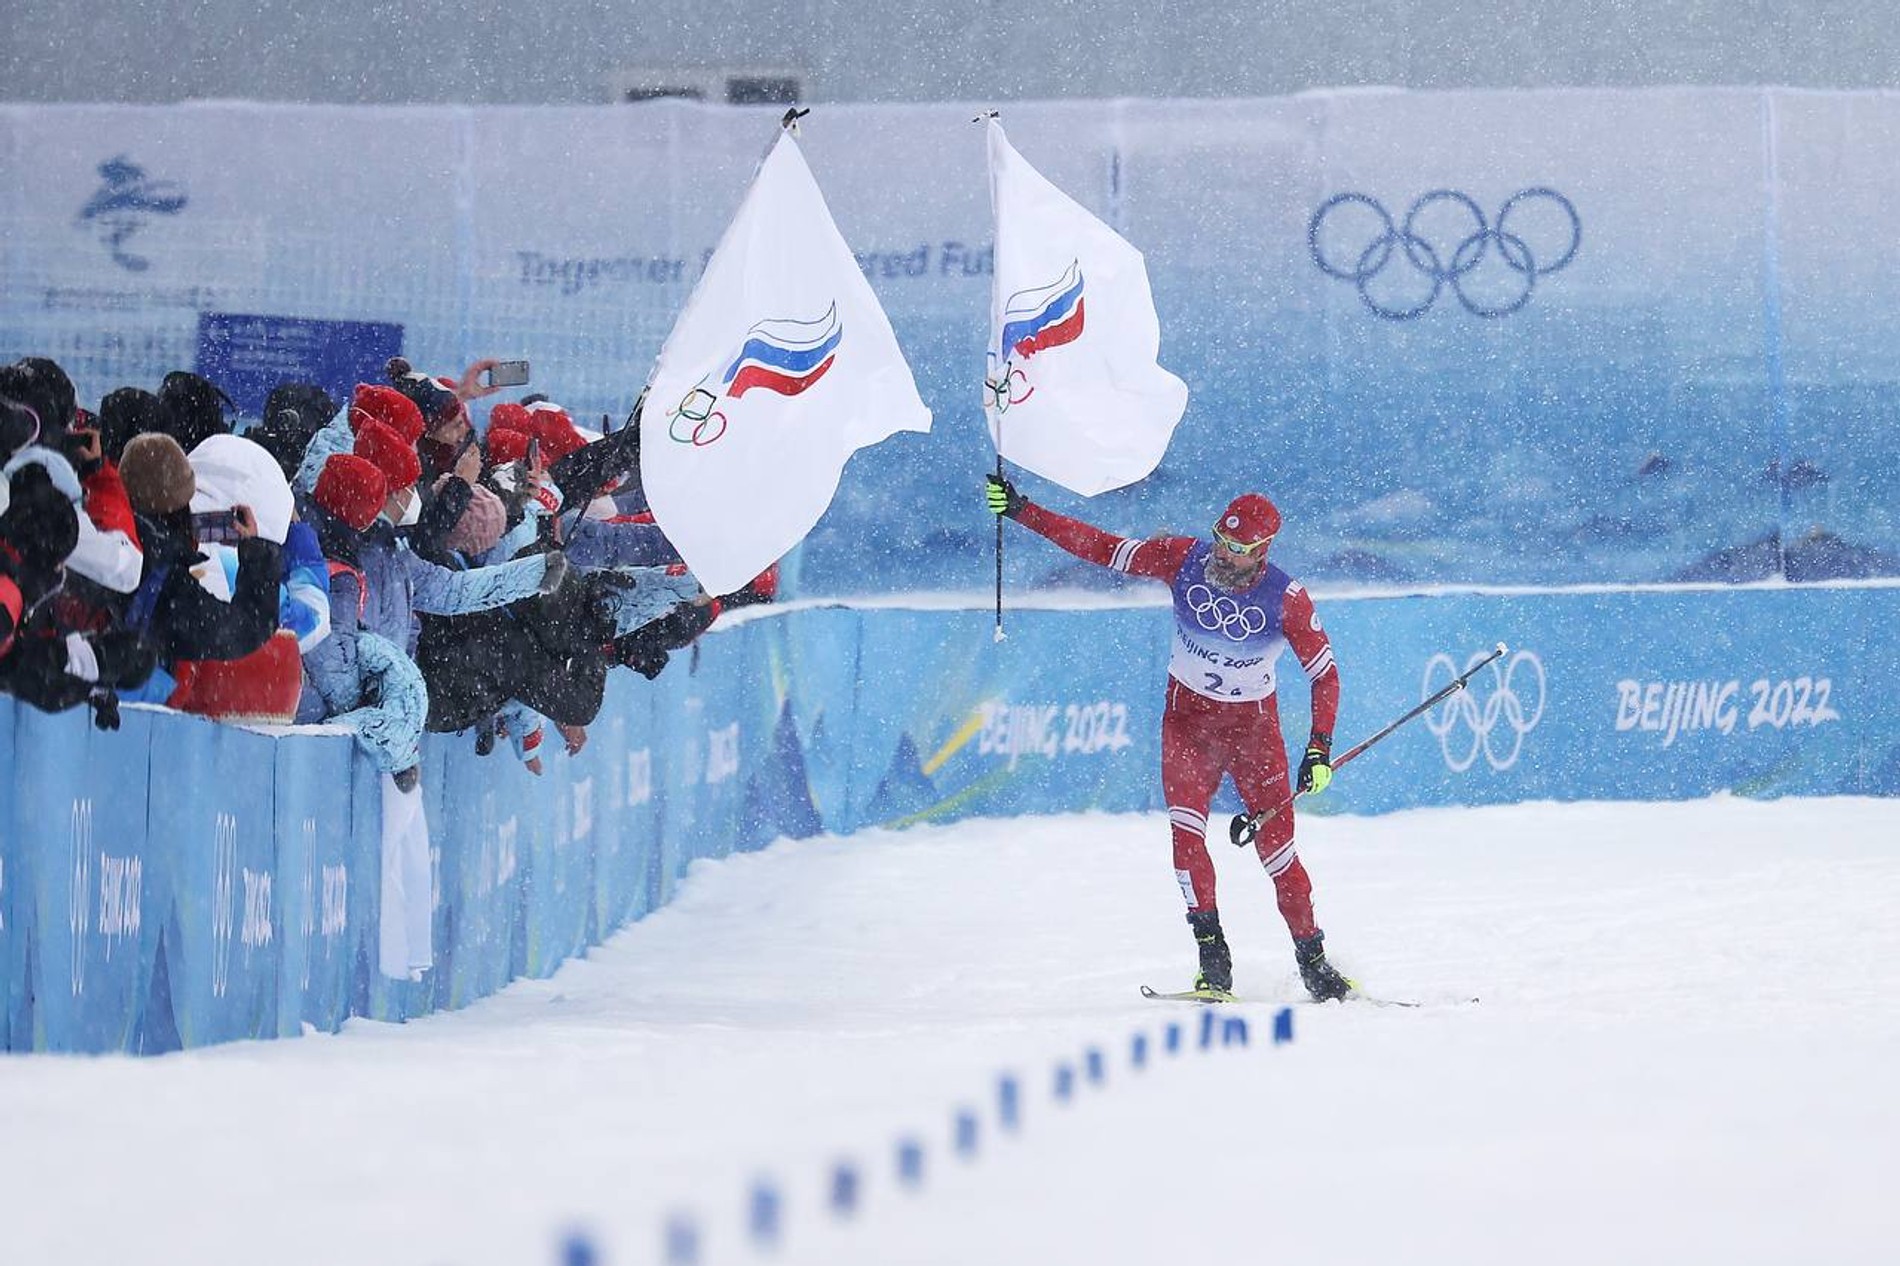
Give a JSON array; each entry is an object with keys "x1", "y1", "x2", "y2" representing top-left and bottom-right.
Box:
[{"x1": 3, "y1": 796, "x2": 1898, "y2": 1265}]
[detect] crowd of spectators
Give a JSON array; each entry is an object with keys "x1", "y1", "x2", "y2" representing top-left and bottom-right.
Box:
[{"x1": 0, "y1": 352, "x2": 776, "y2": 975}]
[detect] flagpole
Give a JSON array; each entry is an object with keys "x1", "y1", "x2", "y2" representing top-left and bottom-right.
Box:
[{"x1": 976, "y1": 110, "x2": 1007, "y2": 643}]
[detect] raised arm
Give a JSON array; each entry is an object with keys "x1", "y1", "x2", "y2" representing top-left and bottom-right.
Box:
[{"x1": 989, "y1": 475, "x2": 1190, "y2": 581}]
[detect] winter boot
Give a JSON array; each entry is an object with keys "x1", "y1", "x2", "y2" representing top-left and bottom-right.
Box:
[
  {"x1": 1293, "y1": 931, "x2": 1353, "y2": 1002},
  {"x1": 1187, "y1": 909, "x2": 1233, "y2": 994}
]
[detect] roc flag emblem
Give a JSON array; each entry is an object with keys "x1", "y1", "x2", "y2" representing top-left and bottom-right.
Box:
[
  {"x1": 723, "y1": 303, "x2": 844, "y2": 399},
  {"x1": 999, "y1": 261, "x2": 1085, "y2": 360}
]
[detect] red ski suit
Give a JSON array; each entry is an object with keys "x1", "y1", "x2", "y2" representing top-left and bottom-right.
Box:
[{"x1": 1013, "y1": 502, "x2": 1340, "y2": 936}]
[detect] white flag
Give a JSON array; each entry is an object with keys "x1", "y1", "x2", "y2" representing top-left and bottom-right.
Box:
[
  {"x1": 984, "y1": 118, "x2": 1188, "y2": 496},
  {"x1": 642, "y1": 132, "x2": 931, "y2": 595}
]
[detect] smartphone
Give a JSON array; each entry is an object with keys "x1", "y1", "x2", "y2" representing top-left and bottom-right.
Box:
[
  {"x1": 484, "y1": 360, "x2": 531, "y2": 389},
  {"x1": 193, "y1": 509, "x2": 241, "y2": 545}
]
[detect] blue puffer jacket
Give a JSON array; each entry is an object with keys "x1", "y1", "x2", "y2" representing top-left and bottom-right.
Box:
[
  {"x1": 356, "y1": 520, "x2": 550, "y2": 652},
  {"x1": 297, "y1": 518, "x2": 549, "y2": 723}
]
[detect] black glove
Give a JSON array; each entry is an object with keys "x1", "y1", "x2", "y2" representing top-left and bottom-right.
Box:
[
  {"x1": 91, "y1": 630, "x2": 157, "y2": 690},
  {"x1": 1297, "y1": 731, "x2": 1334, "y2": 795},
  {"x1": 88, "y1": 688, "x2": 121, "y2": 732},
  {"x1": 985, "y1": 474, "x2": 1025, "y2": 518}
]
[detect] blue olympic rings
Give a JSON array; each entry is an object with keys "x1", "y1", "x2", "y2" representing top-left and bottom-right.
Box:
[{"x1": 1308, "y1": 187, "x2": 1581, "y2": 319}]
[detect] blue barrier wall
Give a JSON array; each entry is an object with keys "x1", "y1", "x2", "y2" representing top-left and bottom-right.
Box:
[{"x1": 4, "y1": 583, "x2": 1894, "y2": 1052}]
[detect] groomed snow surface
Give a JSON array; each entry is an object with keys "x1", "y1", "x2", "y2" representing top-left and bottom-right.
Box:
[{"x1": 5, "y1": 797, "x2": 1898, "y2": 1266}]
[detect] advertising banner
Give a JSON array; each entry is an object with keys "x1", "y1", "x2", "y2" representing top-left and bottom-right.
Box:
[
  {"x1": 7, "y1": 93, "x2": 1900, "y2": 597},
  {"x1": 3, "y1": 585, "x2": 1892, "y2": 1054}
]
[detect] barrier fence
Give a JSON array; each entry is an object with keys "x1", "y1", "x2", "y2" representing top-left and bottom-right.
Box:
[{"x1": 4, "y1": 583, "x2": 1896, "y2": 1053}]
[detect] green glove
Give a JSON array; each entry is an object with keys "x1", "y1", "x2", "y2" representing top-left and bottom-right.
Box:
[
  {"x1": 985, "y1": 473, "x2": 1025, "y2": 518},
  {"x1": 1297, "y1": 732, "x2": 1333, "y2": 795}
]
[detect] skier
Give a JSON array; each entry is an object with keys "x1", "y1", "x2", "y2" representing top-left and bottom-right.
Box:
[{"x1": 986, "y1": 474, "x2": 1351, "y2": 1001}]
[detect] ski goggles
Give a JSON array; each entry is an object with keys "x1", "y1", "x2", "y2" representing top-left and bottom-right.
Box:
[{"x1": 1213, "y1": 527, "x2": 1271, "y2": 556}]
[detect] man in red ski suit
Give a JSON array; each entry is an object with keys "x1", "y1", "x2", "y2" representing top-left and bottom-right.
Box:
[{"x1": 987, "y1": 474, "x2": 1352, "y2": 1001}]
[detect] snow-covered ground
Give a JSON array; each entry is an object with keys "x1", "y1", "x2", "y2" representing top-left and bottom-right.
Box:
[{"x1": 4, "y1": 797, "x2": 1897, "y2": 1266}]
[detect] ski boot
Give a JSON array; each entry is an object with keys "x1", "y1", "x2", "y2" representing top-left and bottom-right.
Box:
[
  {"x1": 1293, "y1": 931, "x2": 1353, "y2": 1002},
  {"x1": 1187, "y1": 909, "x2": 1234, "y2": 998}
]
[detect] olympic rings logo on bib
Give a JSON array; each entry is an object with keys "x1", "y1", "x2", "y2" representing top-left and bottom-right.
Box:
[{"x1": 1185, "y1": 583, "x2": 1268, "y2": 642}]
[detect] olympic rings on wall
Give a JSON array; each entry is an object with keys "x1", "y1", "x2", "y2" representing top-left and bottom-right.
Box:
[
  {"x1": 1309, "y1": 188, "x2": 1581, "y2": 319},
  {"x1": 1422, "y1": 648, "x2": 1547, "y2": 772}
]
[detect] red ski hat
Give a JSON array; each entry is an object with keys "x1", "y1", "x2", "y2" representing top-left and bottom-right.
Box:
[
  {"x1": 1213, "y1": 493, "x2": 1280, "y2": 552},
  {"x1": 484, "y1": 423, "x2": 532, "y2": 467},
  {"x1": 353, "y1": 419, "x2": 421, "y2": 493},
  {"x1": 521, "y1": 401, "x2": 587, "y2": 464},
  {"x1": 312, "y1": 453, "x2": 388, "y2": 532},
  {"x1": 349, "y1": 383, "x2": 427, "y2": 445}
]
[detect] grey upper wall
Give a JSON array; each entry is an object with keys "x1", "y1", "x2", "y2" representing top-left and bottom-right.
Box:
[{"x1": 4, "y1": 1, "x2": 1897, "y2": 104}]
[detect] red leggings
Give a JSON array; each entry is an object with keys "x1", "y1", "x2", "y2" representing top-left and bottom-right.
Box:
[{"x1": 1161, "y1": 680, "x2": 1317, "y2": 940}]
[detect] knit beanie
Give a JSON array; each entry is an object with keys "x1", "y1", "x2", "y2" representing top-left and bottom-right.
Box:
[
  {"x1": 312, "y1": 453, "x2": 388, "y2": 532},
  {"x1": 119, "y1": 432, "x2": 197, "y2": 516},
  {"x1": 442, "y1": 479, "x2": 507, "y2": 557},
  {"x1": 353, "y1": 419, "x2": 421, "y2": 493},
  {"x1": 349, "y1": 384, "x2": 427, "y2": 445},
  {"x1": 484, "y1": 423, "x2": 532, "y2": 467},
  {"x1": 522, "y1": 401, "x2": 587, "y2": 464}
]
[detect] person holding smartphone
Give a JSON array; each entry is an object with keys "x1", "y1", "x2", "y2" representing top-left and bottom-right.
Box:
[{"x1": 116, "y1": 433, "x2": 282, "y2": 666}]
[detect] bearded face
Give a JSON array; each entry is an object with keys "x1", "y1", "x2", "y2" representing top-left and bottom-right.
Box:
[{"x1": 1205, "y1": 539, "x2": 1267, "y2": 591}]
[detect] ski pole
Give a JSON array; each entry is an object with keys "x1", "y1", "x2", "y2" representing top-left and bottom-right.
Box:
[{"x1": 1229, "y1": 641, "x2": 1510, "y2": 848}]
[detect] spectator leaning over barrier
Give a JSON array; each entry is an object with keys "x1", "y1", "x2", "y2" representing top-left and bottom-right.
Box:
[
  {"x1": 0, "y1": 452, "x2": 155, "y2": 726},
  {"x1": 0, "y1": 360, "x2": 145, "y2": 598},
  {"x1": 297, "y1": 456, "x2": 426, "y2": 771},
  {"x1": 116, "y1": 432, "x2": 283, "y2": 670},
  {"x1": 155, "y1": 434, "x2": 330, "y2": 725}
]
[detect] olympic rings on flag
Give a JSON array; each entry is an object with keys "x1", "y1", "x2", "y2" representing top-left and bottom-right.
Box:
[
  {"x1": 1308, "y1": 188, "x2": 1581, "y2": 320},
  {"x1": 668, "y1": 386, "x2": 728, "y2": 447}
]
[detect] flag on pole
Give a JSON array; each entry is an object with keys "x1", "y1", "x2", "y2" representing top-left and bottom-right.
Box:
[
  {"x1": 641, "y1": 130, "x2": 932, "y2": 596},
  {"x1": 983, "y1": 118, "x2": 1187, "y2": 496}
]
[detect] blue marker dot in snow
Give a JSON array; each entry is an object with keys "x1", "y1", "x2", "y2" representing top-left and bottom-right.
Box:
[
  {"x1": 830, "y1": 1163, "x2": 861, "y2": 1217},
  {"x1": 1131, "y1": 1032, "x2": 1149, "y2": 1068},
  {"x1": 1053, "y1": 1063, "x2": 1076, "y2": 1101},
  {"x1": 560, "y1": 1231, "x2": 597, "y2": 1266},
  {"x1": 896, "y1": 1138, "x2": 925, "y2": 1189},
  {"x1": 1084, "y1": 1047, "x2": 1105, "y2": 1084},
  {"x1": 955, "y1": 1110, "x2": 980, "y2": 1157},
  {"x1": 663, "y1": 1215, "x2": 700, "y2": 1266},
  {"x1": 997, "y1": 1074, "x2": 1021, "y2": 1130},
  {"x1": 1274, "y1": 1007, "x2": 1295, "y2": 1045},
  {"x1": 748, "y1": 1181, "x2": 781, "y2": 1245}
]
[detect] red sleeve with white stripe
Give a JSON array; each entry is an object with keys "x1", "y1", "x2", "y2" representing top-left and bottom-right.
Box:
[
  {"x1": 1281, "y1": 580, "x2": 1340, "y2": 739},
  {"x1": 1013, "y1": 501, "x2": 1193, "y2": 582}
]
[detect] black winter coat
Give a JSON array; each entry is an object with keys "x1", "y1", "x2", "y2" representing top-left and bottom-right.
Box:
[{"x1": 126, "y1": 514, "x2": 282, "y2": 665}]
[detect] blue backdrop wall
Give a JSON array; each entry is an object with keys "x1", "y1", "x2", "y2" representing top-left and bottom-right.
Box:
[
  {"x1": 5, "y1": 91, "x2": 1900, "y2": 596},
  {"x1": 4, "y1": 584, "x2": 1894, "y2": 1053}
]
